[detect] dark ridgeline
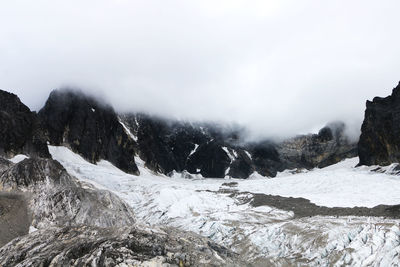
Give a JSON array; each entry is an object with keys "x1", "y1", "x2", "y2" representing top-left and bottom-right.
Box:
[
  {"x1": 0, "y1": 88, "x2": 358, "y2": 178},
  {"x1": 359, "y1": 81, "x2": 400, "y2": 166},
  {"x1": 123, "y1": 113, "x2": 357, "y2": 178}
]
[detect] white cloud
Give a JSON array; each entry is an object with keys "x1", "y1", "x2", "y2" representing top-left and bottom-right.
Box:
[{"x1": 0, "y1": 0, "x2": 399, "y2": 139}]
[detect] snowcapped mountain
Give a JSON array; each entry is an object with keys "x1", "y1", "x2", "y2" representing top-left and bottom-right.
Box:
[{"x1": 1, "y1": 81, "x2": 400, "y2": 266}]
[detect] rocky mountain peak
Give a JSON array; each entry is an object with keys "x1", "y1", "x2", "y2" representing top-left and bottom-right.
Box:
[
  {"x1": 0, "y1": 87, "x2": 358, "y2": 179},
  {"x1": 0, "y1": 89, "x2": 49, "y2": 158},
  {"x1": 39, "y1": 88, "x2": 139, "y2": 175}
]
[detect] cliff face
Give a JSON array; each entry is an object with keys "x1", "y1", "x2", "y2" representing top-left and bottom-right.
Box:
[
  {"x1": 0, "y1": 90, "x2": 49, "y2": 158},
  {"x1": 278, "y1": 122, "x2": 358, "y2": 170},
  {"x1": 121, "y1": 113, "x2": 256, "y2": 178},
  {"x1": 358, "y1": 82, "x2": 400, "y2": 166},
  {"x1": 121, "y1": 113, "x2": 358, "y2": 178},
  {"x1": 38, "y1": 89, "x2": 139, "y2": 175}
]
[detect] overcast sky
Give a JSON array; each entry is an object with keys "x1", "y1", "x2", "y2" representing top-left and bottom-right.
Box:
[{"x1": 1, "y1": 0, "x2": 400, "y2": 139}]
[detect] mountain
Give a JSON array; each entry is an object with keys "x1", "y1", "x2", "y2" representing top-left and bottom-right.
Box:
[
  {"x1": 359, "y1": 81, "x2": 400, "y2": 166},
  {"x1": 120, "y1": 114, "x2": 357, "y2": 178},
  {"x1": 1, "y1": 84, "x2": 400, "y2": 266},
  {"x1": 32, "y1": 88, "x2": 358, "y2": 178},
  {"x1": 0, "y1": 90, "x2": 49, "y2": 158},
  {"x1": 38, "y1": 89, "x2": 139, "y2": 175}
]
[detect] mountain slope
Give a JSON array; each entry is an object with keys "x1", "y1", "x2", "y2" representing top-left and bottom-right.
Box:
[
  {"x1": 121, "y1": 113, "x2": 357, "y2": 178},
  {"x1": 32, "y1": 88, "x2": 358, "y2": 179}
]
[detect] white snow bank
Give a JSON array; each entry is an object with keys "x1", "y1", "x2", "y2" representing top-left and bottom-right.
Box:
[
  {"x1": 49, "y1": 145, "x2": 400, "y2": 209},
  {"x1": 118, "y1": 117, "x2": 138, "y2": 142},
  {"x1": 238, "y1": 158, "x2": 400, "y2": 208},
  {"x1": 9, "y1": 154, "x2": 29, "y2": 163}
]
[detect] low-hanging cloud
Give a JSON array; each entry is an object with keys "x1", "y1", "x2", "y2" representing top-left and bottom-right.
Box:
[{"x1": 1, "y1": 0, "x2": 400, "y2": 140}]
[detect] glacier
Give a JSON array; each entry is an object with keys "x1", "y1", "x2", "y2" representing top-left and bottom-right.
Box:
[{"x1": 49, "y1": 145, "x2": 400, "y2": 266}]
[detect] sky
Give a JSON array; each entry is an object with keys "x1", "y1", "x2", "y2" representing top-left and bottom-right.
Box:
[{"x1": 1, "y1": 0, "x2": 400, "y2": 140}]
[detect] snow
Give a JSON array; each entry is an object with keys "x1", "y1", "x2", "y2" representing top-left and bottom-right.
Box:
[
  {"x1": 239, "y1": 158, "x2": 400, "y2": 208},
  {"x1": 118, "y1": 117, "x2": 138, "y2": 142},
  {"x1": 188, "y1": 144, "x2": 199, "y2": 157},
  {"x1": 222, "y1": 146, "x2": 236, "y2": 162},
  {"x1": 49, "y1": 145, "x2": 400, "y2": 265},
  {"x1": 29, "y1": 225, "x2": 38, "y2": 233},
  {"x1": 9, "y1": 154, "x2": 28, "y2": 163}
]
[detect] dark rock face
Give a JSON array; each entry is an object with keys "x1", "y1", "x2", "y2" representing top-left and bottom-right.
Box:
[
  {"x1": 278, "y1": 122, "x2": 358, "y2": 170},
  {"x1": 121, "y1": 113, "x2": 357, "y2": 178},
  {"x1": 122, "y1": 114, "x2": 254, "y2": 178},
  {"x1": 186, "y1": 141, "x2": 231, "y2": 178},
  {"x1": 250, "y1": 142, "x2": 283, "y2": 177},
  {"x1": 38, "y1": 89, "x2": 139, "y2": 175},
  {"x1": 227, "y1": 150, "x2": 253, "y2": 179},
  {"x1": 359, "y1": 82, "x2": 400, "y2": 166},
  {"x1": 0, "y1": 87, "x2": 352, "y2": 179},
  {"x1": 121, "y1": 114, "x2": 212, "y2": 174},
  {"x1": 0, "y1": 90, "x2": 49, "y2": 158}
]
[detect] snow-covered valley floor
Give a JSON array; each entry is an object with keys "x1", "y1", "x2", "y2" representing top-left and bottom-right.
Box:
[{"x1": 49, "y1": 146, "x2": 400, "y2": 266}]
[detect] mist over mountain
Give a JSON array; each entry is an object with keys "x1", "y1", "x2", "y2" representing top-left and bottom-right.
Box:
[{"x1": 2, "y1": 0, "x2": 400, "y2": 139}]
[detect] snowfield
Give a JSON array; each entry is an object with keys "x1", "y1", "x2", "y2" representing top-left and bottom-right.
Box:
[{"x1": 49, "y1": 146, "x2": 400, "y2": 266}]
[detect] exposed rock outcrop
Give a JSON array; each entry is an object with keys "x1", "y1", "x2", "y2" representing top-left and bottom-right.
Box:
[
  {"x1": 38, "y1": 89, "x2": 139, "y2": 175},
  {"x1": 0, "y1": 192, "x2": 30, "y2": 248},
  {"x1": 0, "y1": 157, "x2": 239, "y2": 266},
  {"x1": 0, "y1": 158, "x2": 136, "y2": 229},
  {"x1": 0, "y1": 225, "x2": 239, "y2": 267},
  {"x1": 359, "y1": 82, "x2": 400, "y2": 166},
  {"x1": 278, "y1": 121, "x2": 358, "y2": 170},
  {"x1": 0, "y1": 90, "x2": 49, "y2": 158}
]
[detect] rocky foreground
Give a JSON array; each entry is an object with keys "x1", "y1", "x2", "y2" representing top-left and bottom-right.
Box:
[{"x1": 0, "y1": 157, "x2": 240, "y2": 266}]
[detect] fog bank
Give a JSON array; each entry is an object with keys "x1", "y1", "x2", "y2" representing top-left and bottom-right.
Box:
[{"x1": 1, "y1": 0, "x2": 400, "y2": 139}]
